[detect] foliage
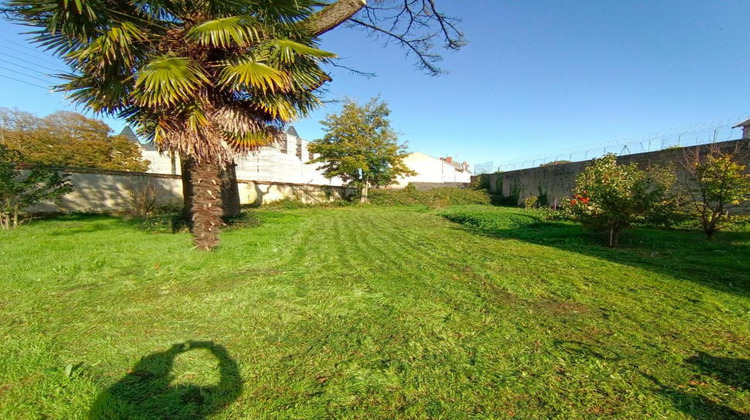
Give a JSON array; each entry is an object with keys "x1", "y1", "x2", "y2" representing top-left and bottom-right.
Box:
[
  {"x1": 539, "y1": 160, "x2": 571, "y2": 167},
  {"x1": 522, "y1": 195, "x2": 538, "y2": 210},
  {"x1": 368, "y1": 187, "x2": 490, "y2": 208},
  {"x1": 0, "y1": 109, "x2": 149, "y2": 171},
  {"x1": 472, "y1": 173, "x2": 492, "y2": 190},
  {"x1": 1, "y1": 206, "x2": 747, "y2": 418},
  {"x1": 7, "y1": 0, "x2": 336, "y2": 250},
  {"x1": 569, "y1": 154, "x2": 675, "y2": 247},
  {"x1": 0, "y1": 145, "x2": 72, "y2": 229},
  {"x1": 308, "y1": 97, "x2": 415, "y2": 202},
  {"x1": 683, "y1": 147, "x2": 750, "y2": 239},
  {"x1": 126, "y1": 179, "x2": 158, "y2": 219}
]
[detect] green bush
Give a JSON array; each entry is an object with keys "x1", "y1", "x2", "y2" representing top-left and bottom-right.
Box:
[{"x1": 522, "y1": 195, "x2": 538, "y2": 210}]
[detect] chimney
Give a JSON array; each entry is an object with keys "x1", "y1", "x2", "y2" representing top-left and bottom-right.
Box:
[{"x1": 445, "y1": 157, "x2": 453, "y2": 164}]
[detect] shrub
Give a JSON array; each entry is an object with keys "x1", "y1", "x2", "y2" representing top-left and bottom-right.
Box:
[
  {"x1": 569, "y1": 154, "x2": 675, "y2": 247},
  {"x1": 127, "y1": 179, "x2": 158, "y2": 219},
  {"x1": 682, "y1": 146, "x2": 750, "y2": 239},
  {"x1": 522, "y1": 195, "x2": 538, "y2": 210},
  {"x1": 0, "y1": 145, "x2": 72, "y2": 229}
]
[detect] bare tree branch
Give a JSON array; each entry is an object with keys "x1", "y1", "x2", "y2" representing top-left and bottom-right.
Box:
[
  {"x1": 308, "y1": 0, "x2": 367, "y2": 36},
  {"x1": 310, "y1": 0, "x2": 465, "y2": 76},
  {"x1": 350, "y1": 0, "x2": 466, "y2": 75}
]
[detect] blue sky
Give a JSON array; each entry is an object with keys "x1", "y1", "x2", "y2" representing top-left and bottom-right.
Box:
[{"x1": 1, "y1": 1, "x2": 748, "y2": 171}]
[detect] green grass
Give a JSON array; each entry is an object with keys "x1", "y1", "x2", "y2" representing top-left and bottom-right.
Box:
[{"x1": 0, "y1": 206, "x2": 748, "y2": 419}]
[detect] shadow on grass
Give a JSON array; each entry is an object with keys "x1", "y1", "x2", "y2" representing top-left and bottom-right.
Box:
[
  {"x1": 686, "y1": 352, "x2": 750, "y2": 392},
  {"x1": 88, "y1": 341, "x2": 242, "y2": 419},
  {"x1": 642, "y1": 352, "x2": 750, "y2": 420},
  {"x1": 443, "y1": 210, "x2": 750, "y2": 297}
]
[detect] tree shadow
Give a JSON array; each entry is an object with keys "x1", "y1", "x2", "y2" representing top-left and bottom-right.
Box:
[
  {"x1": 641, "y1": 365, "x2": 748, "y2": 419},
  {"x1": 555, "y1": 341, "x2": 748, "y2": 418},
  {"x1": 444, "y1": 210, "x2": 750, "y2": 297},
  {"x1": 88, "y1": 341, "x2": 242, "y2": 419},
  {"x1": 686, "y1": 352, "x2": 750, "y2": 392}
]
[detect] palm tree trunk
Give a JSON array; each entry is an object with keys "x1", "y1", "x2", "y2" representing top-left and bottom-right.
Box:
[{"x1": 190, "y1": 159, "x2": 224, "y2": 250}]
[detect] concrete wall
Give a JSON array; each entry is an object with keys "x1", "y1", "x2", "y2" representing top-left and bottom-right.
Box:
[
  {"x1": 475, "y1": 139, "x2": 750, "y2": 212},
  {"x1": 30, "y1": 169, "x2": 351, "y2": 213}
]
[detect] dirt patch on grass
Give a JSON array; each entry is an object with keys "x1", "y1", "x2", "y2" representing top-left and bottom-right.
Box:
[{"x1": 530, "y1": 299, "x2": 590, "y2": 317}]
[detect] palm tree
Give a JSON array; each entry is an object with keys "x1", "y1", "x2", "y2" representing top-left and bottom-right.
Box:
[{"x1": 8, "y1": 0, "x2": 345, "y2": 250}]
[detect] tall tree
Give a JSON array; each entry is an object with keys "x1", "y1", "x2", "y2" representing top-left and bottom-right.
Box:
[
  {"x1": 0, "y1": 109, "x2": 148, "y2": 171},
  {"x1": 7, "y1": 0, "x2": 464, "y2": 249},
  {"x1": 8, "y1": 0, "x2": 340, "y2": 250},
  {"x1": 309, "y1": 97, "x2": 414, "y2": 202}
]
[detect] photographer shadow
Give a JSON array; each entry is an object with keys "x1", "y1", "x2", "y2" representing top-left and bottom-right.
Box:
[{"x1": 89, "y1": 341, "x2": 242, "y2": 419}]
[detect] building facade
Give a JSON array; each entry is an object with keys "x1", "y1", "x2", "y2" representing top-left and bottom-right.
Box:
[
  {"x1": 393, "y1": 152, "x2": 472, "y2": 187},
  {"x1": 122, "y1": 127, "x2": 472, "y2": 188}
]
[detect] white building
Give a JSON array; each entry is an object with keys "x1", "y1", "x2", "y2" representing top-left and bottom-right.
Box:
[
  {"x1": 120, "y1": 126, "x2": 344, "y2": 186},
  {"x1": 393, "y1": 152, "x2": 472, "y2": 187},
  {"x1": 122, "y1": 127, "x2": 471, "y2": 188}
]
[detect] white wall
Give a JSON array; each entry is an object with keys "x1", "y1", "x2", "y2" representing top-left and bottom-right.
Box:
[
  {"x1": 394, "y1": 152, "x2": 472, "y2": 187},
  {"x1": 29, "y1": 170, "x2": 350, "y2": 213}
]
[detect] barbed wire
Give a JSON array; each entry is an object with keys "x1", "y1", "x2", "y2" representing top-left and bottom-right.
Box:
[{"x1": 474, "y1": 115, "x2": 749, "y2": 174}]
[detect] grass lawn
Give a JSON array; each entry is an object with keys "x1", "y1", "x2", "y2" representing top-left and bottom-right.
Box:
[{"x1": 0, "y1": 205, "x2": 748, "y2": 419}]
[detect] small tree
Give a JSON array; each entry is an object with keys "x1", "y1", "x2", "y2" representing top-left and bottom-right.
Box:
[
  {"x1": 570, "y1": 154, "x2": 674, "y2": 247},
  {"x1": 0, "y1": 145, "x2": 72, "y2": 229},
  {"x1": 683, "y1": 146, "x2": 750, "y2": 239},
  {"x1": 309, "y1": 98, "x2": 415, "y2": 202}
]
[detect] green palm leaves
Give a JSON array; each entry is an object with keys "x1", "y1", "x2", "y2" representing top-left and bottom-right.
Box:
[
  {"x1": 186, "y1": 16, "x2": 263, "y2": 48},
  {"x1": 134, "y1": 57, "x2": 210, "y2": 107},
  {"x1": 8, "y1": 0, "x2": 332, "y2": 163}
]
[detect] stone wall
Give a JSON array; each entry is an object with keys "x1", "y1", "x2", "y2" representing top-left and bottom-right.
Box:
[
  {"x1": 475, "y1": 139, "x2": 750, "y2": 213},
  {"x1": 30, "y1": 169, "x2": 351, "y2": 213}
]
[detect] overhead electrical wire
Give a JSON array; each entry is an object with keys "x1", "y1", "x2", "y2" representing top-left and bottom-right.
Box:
[{"x1": 0, "y1": 73, "x2": 48, "y2": 90}]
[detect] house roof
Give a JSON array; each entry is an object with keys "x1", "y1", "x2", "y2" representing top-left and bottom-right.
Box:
[
  {"x1": 286, "y1": 126, "x2": 300, "y2": 138},
  {"x1": 119, "y1": 126, "x2": 157, "y2": 151},
  {"x1": 733, "y1": 118, "x2": 750, "y2": 128}
]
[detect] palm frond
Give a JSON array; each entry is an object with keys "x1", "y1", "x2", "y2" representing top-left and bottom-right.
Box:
[
  {"x1": 186, "y1": 16, "x2": 263, "y2": 48},
  {"x1": 133, "y1": 56, "x2": 209, "y2": 107},
  {"x1": 250, "y1": 94, "x2": 299, "y2": 121},
  {"x1": 267, "y1": 39, "x2": 336, "y2": 64},
  {"x1": 219, "y1": 57, "x2": 290, "y2": 93},
  {"x1": 67, "y1": 21, "x2": 150, "y2": 70}
]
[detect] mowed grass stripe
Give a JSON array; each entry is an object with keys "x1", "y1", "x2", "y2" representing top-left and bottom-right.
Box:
[{"x1": 0, "y1": 206, "x2": 747, "y2": 418}]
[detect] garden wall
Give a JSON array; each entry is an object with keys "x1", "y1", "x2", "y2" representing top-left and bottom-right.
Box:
[
  {"x1": 475, "y1": 139, "x2": 750, "y2": 213},
  {"x1": 30, "y1": 168, "x2": 350, "y2": 213}
]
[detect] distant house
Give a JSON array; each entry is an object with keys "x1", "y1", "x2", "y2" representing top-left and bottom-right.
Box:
[
  {"x1": 120, "y1": 126, "x2": 344, "y2": 186},
  {"x1": 122, "y1": 127, "x2": 473, "y2": 189},
  {"x1": 733, "y1": 118, "x2": 750, "y2": 139},
  {"x1": 119, "y1": 126, "x2": 177, "y2": 174},
  {"x1": 393, "y1": 152, "x2": 472, "y2": 187}
]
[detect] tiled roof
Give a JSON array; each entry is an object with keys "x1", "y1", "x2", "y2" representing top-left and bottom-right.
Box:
[{"x1": 119, "y1": 126, "x2": 157, "y2": 151}]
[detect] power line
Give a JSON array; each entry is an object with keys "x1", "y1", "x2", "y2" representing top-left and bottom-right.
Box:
[
  {"x1": 0, "y1": 65, "x2": 51, "y2": 84},
  {"x1": 0, "y1": 58, "x2": 58, "y2": 80},
  {"x1": 0, "y1": 43, "x2": 65, "y2": 69},
  {"x1": 0, "y1": 73, "x2": 48, "y2": 90},
  {"x1": 0, "y1": 51, "x2": 62, "y2": 73}
]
